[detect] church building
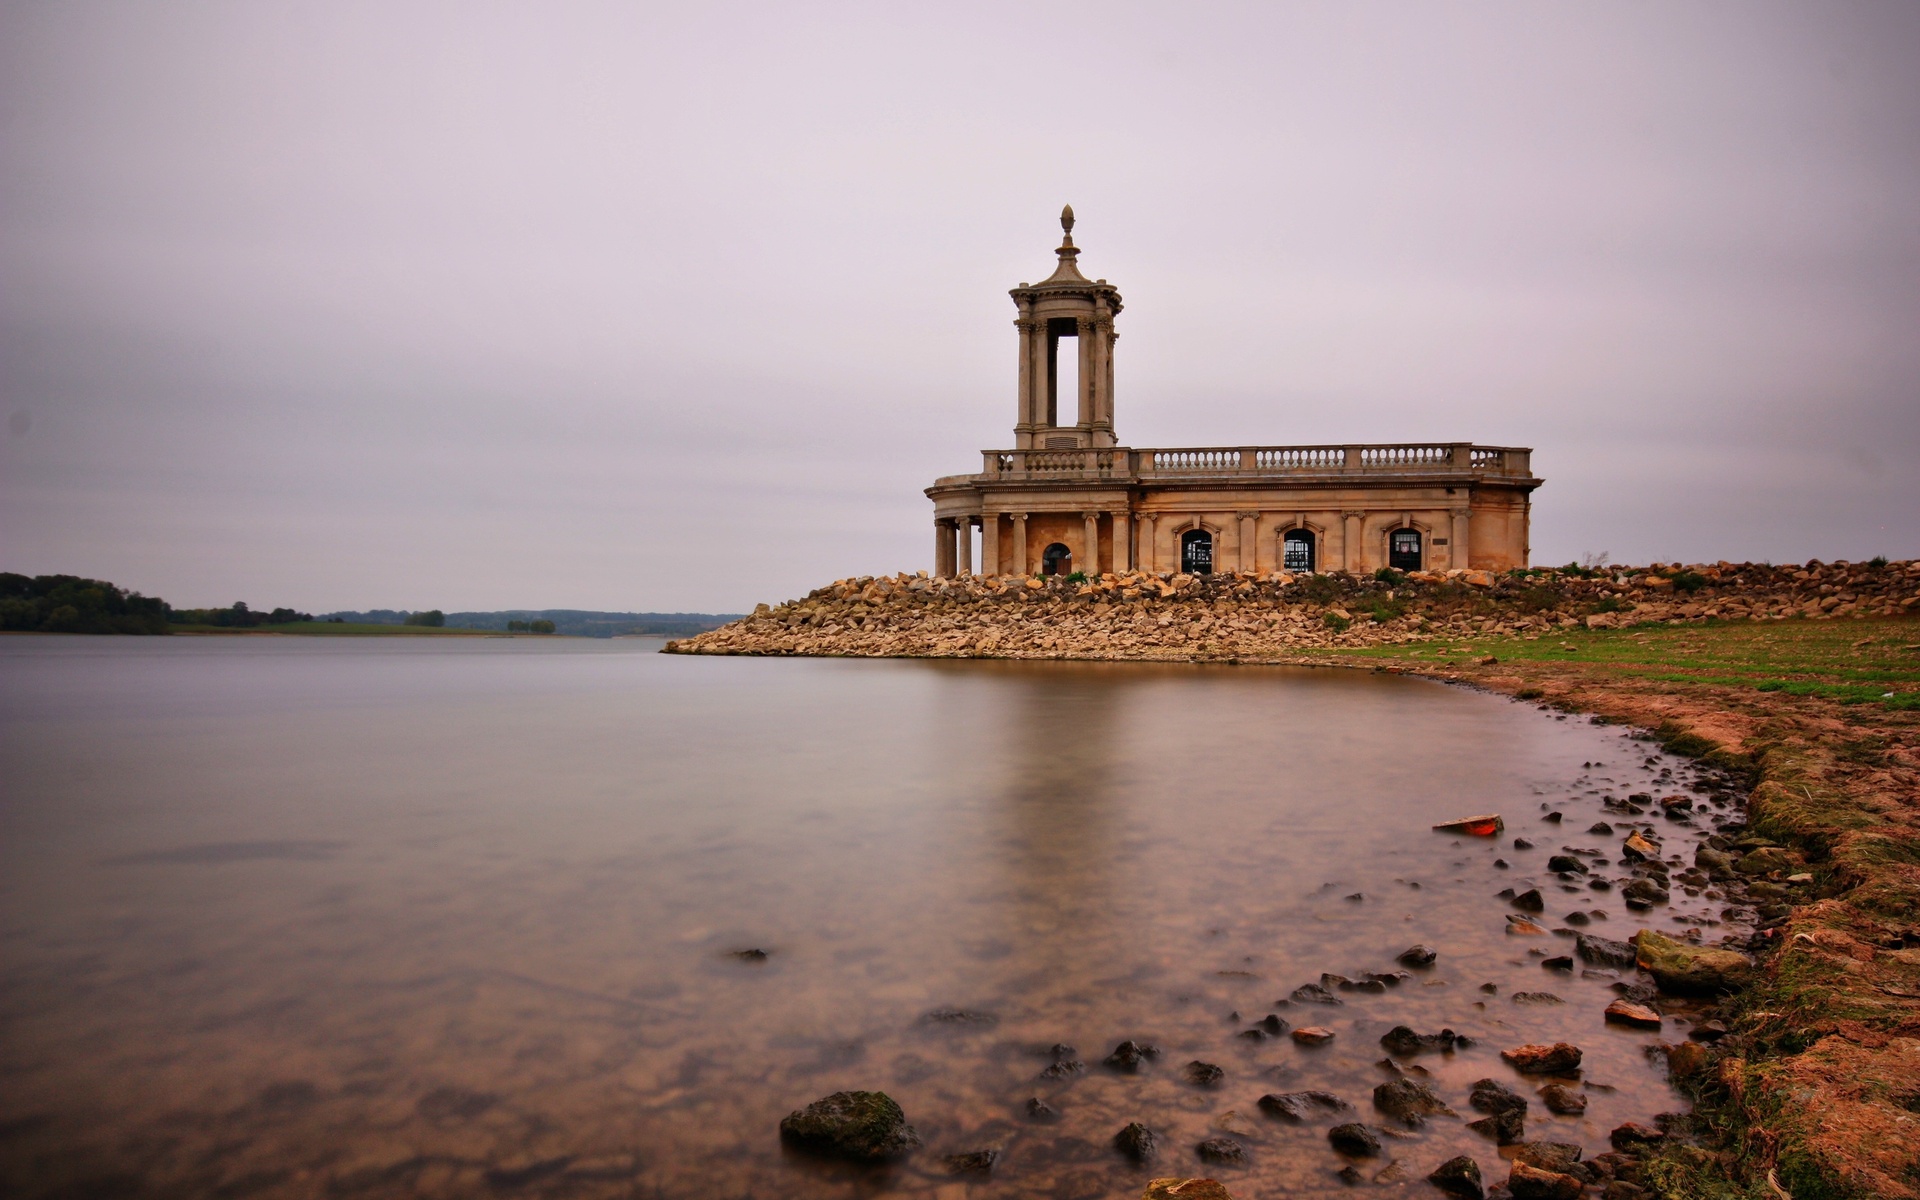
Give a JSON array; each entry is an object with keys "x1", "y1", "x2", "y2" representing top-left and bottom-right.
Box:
[{"x1": 926, "y1": 209, "x2": 1542, "y2": 578}]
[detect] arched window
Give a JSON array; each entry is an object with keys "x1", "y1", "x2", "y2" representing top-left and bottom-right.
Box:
[
  {"x1": 1180, "y1": 529, "x2": 1213, "y2": 575},
  {"x1": 1390, "y1": 529, "x2": 1423, "y2": 571},
  {"x1": 1283, "y1": 529, "x2": 1315, "y2": 572},
  {"x1": 1042, "y1": 542, "x2": 1073, "y2": 576}
]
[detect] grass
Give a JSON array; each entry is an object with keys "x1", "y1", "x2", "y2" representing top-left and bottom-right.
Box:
[
  {"x1": 1337, "y1": 614, "x2": 1920, "y2": 711},
  {"x1": 168, "y1": 621, "x2": 505, "y2": 636}
]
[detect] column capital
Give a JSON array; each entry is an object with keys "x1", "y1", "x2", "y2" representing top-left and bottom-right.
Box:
[
  {"x1": 1342, "y1": 510, "x2": 1365, "y2": 520},
  {"x1": 1081, "y1": 510, "x2": 1101, "y2": 521},
  {"x1": 1011, "y1": 512, "x2": 1028, "y2": 521},
  {"x1": 1236, "y1": 511, "x2": 1259, "y2": 521}
]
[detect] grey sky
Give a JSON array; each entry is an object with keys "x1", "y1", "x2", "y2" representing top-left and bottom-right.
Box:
[{"x1": 3, "y1": 3, "x2": 1917, "y2": 613}]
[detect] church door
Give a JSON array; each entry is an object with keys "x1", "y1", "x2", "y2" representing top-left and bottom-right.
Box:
[
  {"x1": 1389, "y1": 529, "x2": 1423, "y2": 571},
  {"x1": 1283, "y1": 529, "x2": 1315, "y2": 572},
  {"x1": 1181, "y1": 530, "x2": 1213, "y2": 575},
  {"x1": 1042, "y1": 543, "x2": 1073, "y2": 576}
]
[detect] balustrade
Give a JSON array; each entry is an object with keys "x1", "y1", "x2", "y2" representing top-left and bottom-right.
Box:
[{"x1": 979, "y1": 443, "x2": 1531, "y2": 481}]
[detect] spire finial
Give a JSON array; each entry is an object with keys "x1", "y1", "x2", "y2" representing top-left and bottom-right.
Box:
[{"x1": 1060, "y1": 204, "x2": 1075, "y2": 235}]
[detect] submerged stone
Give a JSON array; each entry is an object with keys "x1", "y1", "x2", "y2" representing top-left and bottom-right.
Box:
[
  {"x1": 1427, "y1": 1155, "x2": 1485, "y2": 1199},
  {"x1": 1501, "y1": 1043, "x2": 1583, "y2": 1074},
  {"x1": 1104, "y1": 1040, "x2": 1162, "y2": 1071},
  {"x1": 779, "y1": 1090, "x2": 920, "y2": 1162},
  {"x1": 1258, "y1": 1090, "x2": 1349, "y2": 1122},
  {"x1": 1195, "y1": 1137, "x2": 1247, "y2": 1166},
  {"x1": 1372, "y1": 1077, "x2": 1453, "y2": 1127},
  {"x1": 1327, "y1": 1122, "x2": 1382, "y2": 1157},
  {"x1": 1114, "y1": 1121, "x2": 1158, "y2": 1163}
]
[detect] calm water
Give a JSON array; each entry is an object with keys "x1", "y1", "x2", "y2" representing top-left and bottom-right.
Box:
[{"x1": 0, "y1": 637, "x2": 1739, "y2": 1198}]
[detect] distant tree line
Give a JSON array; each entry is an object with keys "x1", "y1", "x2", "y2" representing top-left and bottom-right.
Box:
[
  {"x1": 1, "y1": 573, "x2": 171, "y2": 634},
  {"x1": 171, "y1": 601, "x2": 316, "y2": 627},
  {"x1": 506, "y1": 618, "x2": 556, "y2": 634},
  {"x1": 403, "y1": 610, "x2": 445, "y2": 626}
]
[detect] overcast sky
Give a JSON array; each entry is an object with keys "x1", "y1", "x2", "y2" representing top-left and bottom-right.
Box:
[{"x1": 3, "y1": 3, "x2": 1917, "y2": 613}]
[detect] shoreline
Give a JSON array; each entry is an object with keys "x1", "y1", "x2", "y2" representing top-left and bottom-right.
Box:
[{"x1": 674, "y1": 563, "x2": 1920, "y2": 1199}]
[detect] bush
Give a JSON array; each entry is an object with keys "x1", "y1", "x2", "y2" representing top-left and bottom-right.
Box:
[
  {"x1": 1323, "y1": 612, "x2": 1351, "y2": 632},
  {"x1": 1670, "y1": 570, "x2": 1709, "y2": 593},
  {"x1": 1372, "y1": 567, "x2": 1405, "y2": 586},
  {"x1": 529, "y1": 619, "x2": 556, "y2": 634},
  {"x1": 1065, "y1": 571, "x2": 1088, "y2": 584},
  {"x1": 1593, "y1": 595, "x2": 1628, "y2": 613}
]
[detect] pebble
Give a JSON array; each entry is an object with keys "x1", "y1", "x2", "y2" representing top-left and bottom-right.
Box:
[
  {"x1": 1604, "y1": 999, "x2": 1662, "y2": 1029},
  {"x1": 1292, "y1": 1026, "x2": 1335, "y2": 1045}
]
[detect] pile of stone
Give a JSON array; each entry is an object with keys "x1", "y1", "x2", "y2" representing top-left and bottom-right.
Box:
[{"x1": 666, "y1": 559, "x2": 1920, "y2": 659}]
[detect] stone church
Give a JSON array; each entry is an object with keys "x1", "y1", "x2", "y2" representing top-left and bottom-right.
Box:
[{"x1": 926, "y1": 209, "x2": 1541, "y2": 578}]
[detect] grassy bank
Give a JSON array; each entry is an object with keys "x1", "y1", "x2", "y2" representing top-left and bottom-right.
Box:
[{"x1": 1339, "y1": 616, "x2": 1920, "y2": 1199}]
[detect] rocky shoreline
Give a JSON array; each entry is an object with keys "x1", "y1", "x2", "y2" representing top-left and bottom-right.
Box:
[
  {"x1": 673, "y1": 558, "x2": 1920, "y2": 1199},
  {"x1": 666, "y1": 559, "x2": 1920, "y2": 661}
]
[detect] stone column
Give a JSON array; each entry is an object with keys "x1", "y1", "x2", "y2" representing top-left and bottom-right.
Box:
[
  {"x1": 956, "y1": 516, "x2": 973, "y2": 577},
  {"x1": 1011, "y1": 513, "x2": 1029, "y2": 577},
  {"x1": 1137, "y1": 512, "x2": 1156, "y2": 573},
  {"x1": 1238, "y1": 512, "x2": 1259, "y2": 573},
  {"x1": 981, "y1": 514, "x2": 1000, "y2": 576},
  {"x1": 1451, "y1": 509, "x2": 1472, "y2": 571},
  {"x1": 1082, "y1": 511, "x2": 1100, "y2": 575},
  {"x1": 935, "y1": 519, "x2": 953, "y2": 578},
  {"x1": 1077, "y1": 319, "x2": 1095, "y2": 429},
  {"x1": 1112, "y1": 510, "x2": 1131, "y2": 572},
  {"x1": 1343, "y1": 511, "x2": 1365, "y2": 573}
]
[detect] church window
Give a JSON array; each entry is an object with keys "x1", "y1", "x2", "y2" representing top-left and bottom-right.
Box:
[
  {"x1": 1181, "y1": 529, "x2": 1213, "y2": 575},
  {"x1": 1283, "y1": 529, "x2": 1315, "y2": 572},
  {"x1": 1390, "y1": 529, "x2": 1422, "y2": 570}
]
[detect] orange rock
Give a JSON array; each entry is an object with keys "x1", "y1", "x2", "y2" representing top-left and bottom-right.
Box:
[
  {"x1": 1604, "y1": 999, "x2": 1662, "y2": 1029},
  {"x1": 1292, "y1": 1027, "x2": 1335, "y2": 1045}
]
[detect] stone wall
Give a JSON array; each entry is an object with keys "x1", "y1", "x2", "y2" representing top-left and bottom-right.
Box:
[{"x1": 666, "y1": 560, "x2": 1920, "y2": 660}]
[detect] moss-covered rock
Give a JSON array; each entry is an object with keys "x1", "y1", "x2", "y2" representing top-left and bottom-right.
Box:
[
  {"x1": 1632, "y1": 930, "x2": 1754, "y2": 995},
  {"x1": 778, "y1": 1090, "x2": 920, "y2": 1162}
]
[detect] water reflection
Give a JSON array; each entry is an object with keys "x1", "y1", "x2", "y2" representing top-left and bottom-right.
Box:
[{"x1": 0, "y1": 640, "x2": 1744, "y2": 1199}]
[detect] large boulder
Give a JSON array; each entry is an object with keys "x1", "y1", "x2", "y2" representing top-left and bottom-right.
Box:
[
  {"x1": 1427, "y1": 1155, "x2": 1484, "y2": 1199},
  {"x1": 779, "y1": 1091, "x2": 920, "y2": 1162},
  {"x1": 1508, "y1": 1161, "x2": 1584, "y2": 1200},
  {"x1": 1632, "y1": 930, "x2": 1754, "y2": 995},
  {"x1": 1500, "y1": 1043, "x2": 1583, "y2": 1074}
]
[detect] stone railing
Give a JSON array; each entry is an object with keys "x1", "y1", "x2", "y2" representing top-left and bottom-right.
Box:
[{"x1": 980, "y1": 443, "x2": 1532, "y2": 481}]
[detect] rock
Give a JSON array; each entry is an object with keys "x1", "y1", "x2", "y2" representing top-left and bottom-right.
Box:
[
  {"x1": 1512, "y1": 991, "x2": 1564, "y2": 1005},
  {"x1": 1514, "y1": 838, "x2": 1536, "y2": 850},
  {"x1": 1380, "y1": 1025, "x2": 1466, "y2": 1055},
  {"x1": 1025, "y1": 1097, "x2": 1059, "y2": 1122},
  {"x1": 1544, "y1": 811, "x2": 1564, "y2": 823},
  {"x1": 1470, "y1": 1078, "x2": 1529, "y2": 1116},
  {"x1": 1547, "y1": 855, "x2": 1588, "y2": 874},
  {"x1": 1589, "y1": 822, "x2": 1614, "y2": 835},
  {"x1": 1183, "y1": 1061, "x2": 1225, "y2": 1087},
  {"x1": 1397, "y1": 943, "x2": 1439, "y2": 967},
  {"x1": 1735, "y1": 846, "x2": 1799, "y2": 875},
  {"x1": 1509, "y1": 917, "x2": 1550, "y2": 935},
  {"x1": 1105, "y1": 1040, "x2": 1162, "y2": 1070},
  {"x1": 1428, "y1": 1155, "x2": 1485, "y2": 1199},
  {"x1": 1434, "y1": 815, "x2": 1505, "y2": 836},
  {"x1": 1040, "y1": 1057, "x2": 1085, "y2": 1079},
  {"x1": 1255, "y1": 1014, "x2": 1288, "y2": 1035},
  {"x1": 1372, "y1": 1077, "x2": 1453, "y2": 1127},
  {"x1": 1291, "y1": 982, "x2": 1343, "y2": 1005},
  {"x1": 1690, "y1": 1019, "x2": 1728, "y2": 1042},
  {"x1": 1694, "y1": 847, "x2": 1736, "y2": 876},
  {"x1": 1292, "y1": 1026, "x2": 1335, "y2": 1045},
  {"x1": 1514, "y1": 888, "x2": 1546, "y2": 912},
  {"x1": 1258, "y1": 1090, "x2": 1349, "y2": 1121},
  {"x1": 731, "y1": 948, "x2": 770, "y2": 962},
  {"x1": 1542, "y1": 955, "x2": 1574, "y2": 971},
  {"x1": 1142, "y1": 1180, "x2": 1234, "y2": 1200},
  {"x1": 1467, "y1": 1110, "x2": 1525, "y2": 1144},
  {"x1": 944, "y1": 1149, "x2": 999, "y2": 1175},
  {"x1": 1114, "y1": 1121, "x2": 1158, "y2": 1163},
  {"x1": 1501, "y1": 1043, "x2": 1583, "y2": 1074},
  {"x1": 1631, "y1": 930, "x2": 1753, "y2": 994},
  {"x1": 1327, "y1": 1122, "x2": 1382, "y2": 1157},
  {"x1": 1194, "y1": 1137, "x2": 1247, "y2": 1166},
  {"x1": 1621, "y1": 878, "x2": 1669, "y2": 907},
  {"x1": 1610, "y1": 1121, "x2": 1664, "y2": 1151},
  {"x1": 1508, "y1": 1160, "x2": 1585, "y2": 1200},
  {"x1": 918, "y1": 1007, "x2": 997, "y2": 1027},
  {"x1": 1665, "y1": 1041, "x2": 1709, "y2": 1079},
  {"x1": 1576, "y1": 933, "x2": 1639, "y2": 968},
  {"x1": 1336, "y1": 1165, "x2": 1364, "y2": 1185},
  {"x1": 1622, "y1": 832, "x2": 1659, "y2": 861},
  {"x1": 779, "y1": 1091, "x2": 921, "y2": 1162},
  {"x1": 1603, "y1": 999, "x2": 1662, "y2": 1029},
  {"x1": 1539, "y1": 1084, "x2": 1587, "y2": 1115}
]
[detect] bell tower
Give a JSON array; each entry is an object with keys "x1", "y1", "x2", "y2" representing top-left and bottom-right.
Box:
[{"x1": 1010, "y1": 206, "x2": 1123, "y2": 450}]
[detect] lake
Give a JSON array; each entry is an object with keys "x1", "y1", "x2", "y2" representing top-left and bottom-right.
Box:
[{"x1": 0, "y1": 636, "x2": 1742, "y2": 1198}]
